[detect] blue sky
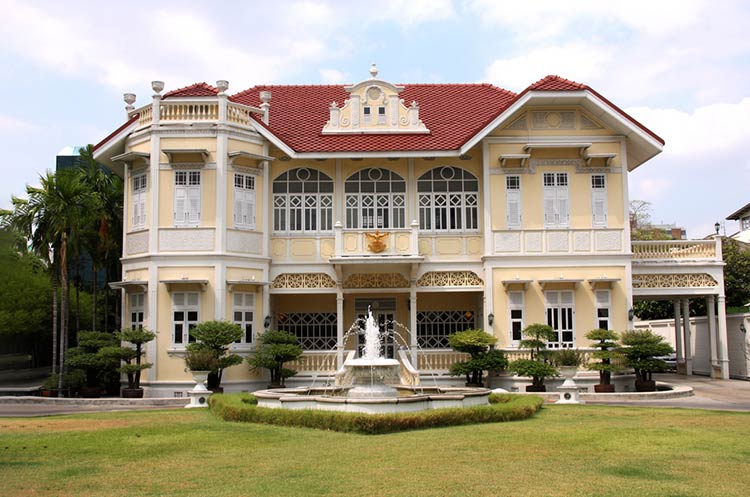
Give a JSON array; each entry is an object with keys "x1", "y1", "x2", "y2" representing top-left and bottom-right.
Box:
[{"x1": 1, "y1": 0, "x2": 749, "y2": 237}]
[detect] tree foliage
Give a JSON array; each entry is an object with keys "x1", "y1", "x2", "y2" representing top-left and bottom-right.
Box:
[
  {"x1": 722, "y1": 238, "x2": 750, "y2": 309},
  {"x1": 448, "y1": 329, "x2": 506, "y2": 386},
  {"x1": 585, "y1": 328, "x2": 622, "y2": 385},
  {"x1": 65, "y1": 331, "x2": 120, "y2": 388},
  {"x1": 508, "y1": 323, "x2": 558, "y2": 387},
  {"x1": 115, "y1": 328, "x2": 156, "y2": 390},
  {"x1": 186, "y1": 320, "x2": 243, "y2": 389},
  {"x1": 246, "y1": 330, "x2": 303, "y2": 387},
  {"x1": 619, "y1": 330, "x2": 674, "y2": 383}
]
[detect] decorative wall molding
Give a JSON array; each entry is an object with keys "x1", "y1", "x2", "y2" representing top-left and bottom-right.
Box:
[
  {"x1": 343, "y1": 273, "x2": 410, "y2": 289},
  {"x1": 529, "y1": 159, "x2": 581, "y2": 167},
  {"x1": 126, "y1": 231, "x2": 149, "y2": 255},
  {"x1": 632, "y1": 273, "x2": 718, "y2": 289},
  {"x1": 271, "y1": 273, "x2": 336, "y2": 289},
  {"x1": 227, "y1": 230, "x2": 263, "y2": 254},
  {"x1": 531, "y1": 111, "x2": 576, "y2": 130},
  {"x1": 158, "y1": 228, "x2": 214, "y2": 251},
  {"x1": 595, "y1": 230, "x2": 622, "y2": 251},
  {"x1": 417, "y1": 271, "x2": 483, "y2": 287}
]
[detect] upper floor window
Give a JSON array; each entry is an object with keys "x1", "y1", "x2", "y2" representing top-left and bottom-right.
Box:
[
  {"x1": 233, "y1": 172, "x2": 256, "y2": 230},
  {"x1": 345, "y1": 168, "x2": 405, "y2": 229},
  {"x1": 505, "y1": 175, "x2": 521, "y2": 228},
  {"x1": 591, "y1": 174, "x2": 607, "y2": 228},
  {"x1": 543, "y1": 172, "x2": 569, "y2": 228},
  {"x1": 273, "y1": 168, "x2": 333, "y2": 234},
  {"x1": 132, "y1": 173, "x2": 147, "y2": 229},
  {"x1": 418, "y1": 166, "x2": 478, "y2": 232},
  {"x1": 174, "y1": 170, "x2": 201, "y2": 227},
  {"x1": 363, "y1": 106, "x2": 372, "y2": 124}
]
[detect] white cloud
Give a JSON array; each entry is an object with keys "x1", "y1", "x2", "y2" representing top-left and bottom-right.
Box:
[
  {"x1": 627, "y1": 99, "x2": 750, "y2": 157},
  {"x1": 378, "y1": 0, "x2": 455, "y2": 27},
  {"x1": 319, "y1": 69, "x2": 348, "y2": 83},
  {"x1": 0, "y1": 115, "x2": 39, "y2": 132},
  {"x1": 483, "y1": 43, "x2": 613, "y2": 91}
]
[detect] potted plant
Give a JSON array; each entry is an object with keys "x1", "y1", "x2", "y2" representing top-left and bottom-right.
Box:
[
  {"x1": 619, "y1": 330, "x2": 674, "y2": 392},
  {"x1": 65, "y1": 331, "x2": 120, "y2": 398},
  {"x1": 552, "y1": 348, "x2": 582, "y2": 381},
  {"x1": 585, "y1": 328, "x2": 621, "y2": 393},
  {"x1": 186, "y1": 321, "x2": 243, "y2": 392},
  {"x1": 447, "y1": 329, "x2": 508, "y2": 387},
  {"x1": 509, "y1": 323, "x2": 558, "y2": 392},
  {"x1": 184, "y1": 347, "x2": 219, "y2": 391},
  {"x1": 113, "y1": 328, "x2": 156, "y2": 398},
  {"x1": 247, "y1": 330, "x2": 303, "y2": 388}
]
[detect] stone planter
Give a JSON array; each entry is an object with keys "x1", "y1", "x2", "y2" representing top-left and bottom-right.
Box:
[
  {"x1": 186, "y1": 371, "x2": 211, "y2": 408},
  {"x1": 594, "y1": 384, "x2": 615, "y2": 393},
  {"x1": 526, "y1": 384, "x2": 546, "y2": 392},
  {"x1": 635, "y1": 380, "x2": 657, "y2": 392},
  {"x1": 121, "y1": 388, "x2": 144, "y2": 398},
  {"x1": 559, "y1": 366, "x2": 578, "y2": 381}
]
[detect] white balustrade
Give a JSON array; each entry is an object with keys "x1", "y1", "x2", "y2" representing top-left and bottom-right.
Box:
[
  {"x1": 159, "y1": 101, "x2": 219, "y2": 122},
  {"x1": 631, "y1": 240, "x2": 718, "y2": 260}
]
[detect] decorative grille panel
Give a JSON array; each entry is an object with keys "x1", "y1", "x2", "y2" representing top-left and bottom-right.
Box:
[
  {"x1": 417, "y1": 310, "x2": 476, "y2": 349},
  {"x1": 278, "y1": 312, "x2": 337, "y2": 351}
]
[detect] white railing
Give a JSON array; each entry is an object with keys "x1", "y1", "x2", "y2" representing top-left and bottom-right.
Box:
[
  {"x1": 417, "y1": 347, "x2": 600, "y2": 372},
  {"x1": 131, "y1": 98, "x2": 263, "y2": 130},
  {"x1": 631, "y1": 239, "x2": 719, "y2": 261},
  {"x1": 160, "y1": 101, "x2": 219, "y2": 122},
  {"x1": 397, "y1": 349, "x2": 421, "y2": 386},
  {"x1": 288, "y1": 351, "x2": 338, "y2": 374},
  {"x1": 138, "y1": 106, "x2": 153, "y2": 127},
  {"x1": 226, "y1": 103, "x2": 256, "y2": 126}
]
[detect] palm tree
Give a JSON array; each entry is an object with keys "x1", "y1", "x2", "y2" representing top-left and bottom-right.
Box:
[
  {"x1": 77, "y1": 144, "x2": 123, "y2": 332},
  {"x1": 1, "y1": 170, "x2": 91, "y2": 394}
]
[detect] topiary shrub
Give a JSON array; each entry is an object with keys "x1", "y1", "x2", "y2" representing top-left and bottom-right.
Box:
[
  {"x1": 246, "y1": 330, "x2": 303, "y2": 387},
  {"x1": 585, "y1": 328, "x2": 622, "y2": 391},
  {"x1": 619, "y1": 330, "x2": 674, "y2": 391},
  {"x1": 186, "y1": 321, "x2": 243, "y2": 390},
  {"x1": 448, "y1": 329, "x2": 507, "y2": 386},
  {"x1": 508, "y1": 323, "x2": 558, "y2": 392}
]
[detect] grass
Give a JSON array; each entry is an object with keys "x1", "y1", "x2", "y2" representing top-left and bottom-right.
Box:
[{"x1": 0, "y1": 405, "x2": 748, "y2": 496}]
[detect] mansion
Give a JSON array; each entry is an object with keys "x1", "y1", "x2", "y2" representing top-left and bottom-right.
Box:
[{"x1": 94, "y1": 65, "x2": 730, "y2": 396}]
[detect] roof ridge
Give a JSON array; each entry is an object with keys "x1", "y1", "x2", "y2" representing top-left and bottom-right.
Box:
[{"x1": 163, "y1": 82, "x2": 219, "y2": 98}]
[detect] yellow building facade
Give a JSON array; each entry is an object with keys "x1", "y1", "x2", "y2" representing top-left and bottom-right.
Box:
[{"x1": 95, "y1": 68, "x2": 682, "y2": 396}]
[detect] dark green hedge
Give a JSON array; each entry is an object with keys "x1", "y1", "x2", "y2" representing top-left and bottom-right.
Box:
[{"x1": 209, "y1": 392, "x2": 543, "y2": 435}]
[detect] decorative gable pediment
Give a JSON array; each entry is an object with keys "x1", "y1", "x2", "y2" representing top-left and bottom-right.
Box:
[{"x1": 322, "y1": 64, "x2": 429, "y2": 135}]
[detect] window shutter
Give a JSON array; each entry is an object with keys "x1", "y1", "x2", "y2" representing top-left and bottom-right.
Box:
[
  {"x1": 592, "y1": 189, "x2": 607, "y2": 227},
  {"x1": 506, "y1": 190, "x2": 521, "y2": 227},
  {"x1": 132, "y1": 193, "x2": 139, "y2": 226},
  {"x1": 543, "y1": 188, "x2": 556, "y2": 226},
  {"x1": 557, "y1": 189, "x2": 569, "y2": 226},
  {"x1": 138, "y1": 192, "x2": 146, "y2": 227},
  {"x1": 174, "y1": 185, "x2": 186, "y2": 225},
  {"x1": 187, "y1": 185, "x2": 201, "y2": 224},
  {"x1": 248, "y1": 191, "x2": 256, "y2": 229}
]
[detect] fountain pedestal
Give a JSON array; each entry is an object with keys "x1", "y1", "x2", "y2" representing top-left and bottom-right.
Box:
[{"x1": 344, "y1": 358, "x2": 400, "y2": 398}]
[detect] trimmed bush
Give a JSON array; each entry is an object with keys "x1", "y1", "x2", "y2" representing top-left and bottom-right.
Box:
[{"x1": 209, "y1": 392, "x2": 543, "y2": 435}]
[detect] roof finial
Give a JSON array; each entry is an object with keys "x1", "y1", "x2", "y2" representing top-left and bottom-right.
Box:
[
  {"x1": 123, "y1": 93, "x2": 136, "y2": 115},
  {"x1": 369, "y1": 63, "x2": 378, "y2": 79}
]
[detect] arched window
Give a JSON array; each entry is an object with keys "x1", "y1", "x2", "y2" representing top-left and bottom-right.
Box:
[
  {"x1": 418, "y1": 166, "x2": 479, "y2": 232},
  {"x1": 345, "y1": 168, "x2": 406, "y2": 229},
  {"x1": 273, "y1": 168, "x2": 333, "y2": 234}
]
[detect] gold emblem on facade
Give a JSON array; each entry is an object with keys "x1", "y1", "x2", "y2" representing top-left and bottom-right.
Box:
[{"x1": 365, "y1": 230, "x2": 389, "y2": 253}]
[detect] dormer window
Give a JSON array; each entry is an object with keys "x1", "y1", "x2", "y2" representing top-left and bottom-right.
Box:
[
  {"x1": 363, "y1": 106, "x2": 372, "y2": 124},
  {"x1": 378, "y1": 106, "x2": 386, "y2": 124}
]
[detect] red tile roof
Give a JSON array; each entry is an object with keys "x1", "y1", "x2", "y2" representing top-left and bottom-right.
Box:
[
  {"x1": 163, "y1": 82, "x2": 219, "y2": 98},
  {"x1": 95, "y1": 75, "x2": 663, "y2": 154},
  {"x1": 231, "y1": 84, "x2": 517, "y2": 153}
]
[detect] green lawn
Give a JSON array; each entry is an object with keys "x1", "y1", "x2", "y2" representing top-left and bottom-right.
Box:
[{"x1": 0, "y1": 405, "x2": 748, "y2": 497}]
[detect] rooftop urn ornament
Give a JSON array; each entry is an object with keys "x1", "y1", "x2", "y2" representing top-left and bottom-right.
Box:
[
  {"x1": 369, "y1": 63, "x2": 378, "y2": 79},
  {"x1": 151, "y1": 80, "x2": 164, "y2": 95},
  {"x1": 260, "y1": 91, "x2": 272, "y2": 124},
  {"x1": 216, "y1": 80, "x2": 229, "y2": 95},
  {"x1": 123, "y1": 93, "x2": 136, "y2": 114}
]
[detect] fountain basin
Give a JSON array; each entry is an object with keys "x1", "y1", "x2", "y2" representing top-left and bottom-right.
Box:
[
  {"x1": 254, "y1": 386, "x2": 491, "y2": 414},
  {"x1": 344, "y1": 357, "x2": 401, "y2": 398}
]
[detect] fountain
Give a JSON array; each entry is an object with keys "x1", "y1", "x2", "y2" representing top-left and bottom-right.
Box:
[{"x1": 253, "y1": 307, "x2": 491, "y2": 414}]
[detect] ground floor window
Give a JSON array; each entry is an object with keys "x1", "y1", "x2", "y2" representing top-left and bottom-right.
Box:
[
  {"x1": 545, "y1": 291, "x2": 574, "y2": 348},
  {"x1": 172, "y1": 292, "x2": 199, "y2": 345},
  {"x1": 416, "y1": 310, "x2": 476, "y2": 349},
  {"x1": 130, "y1": 292, "x2": 145, "y2": 330},
  {"x1": 595, "y1": 289, "x2": 611, "y2": 330},
  {"x1": 508, "y1": 291, "x2": 524, "y2": 344},
  {"x1": 278, "y1": 312, "x2": 337, "y2": 351},
  {"x1": 232, "y1": 293, "x2": 254, "y2": 344}
]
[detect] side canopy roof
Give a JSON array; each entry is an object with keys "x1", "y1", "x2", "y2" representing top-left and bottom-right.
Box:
[{"x1": 95, "y1": 73, "x2": 663, "y2": 170}]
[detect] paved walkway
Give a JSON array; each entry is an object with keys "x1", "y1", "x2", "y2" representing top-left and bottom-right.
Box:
[{"x1": 587, "y1": 373, "x2": 750, "y2": 412}]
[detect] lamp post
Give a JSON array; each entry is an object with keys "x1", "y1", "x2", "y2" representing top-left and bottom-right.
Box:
[{"x1": 714, "y1": 222, "x2": 721, "y2": 236}]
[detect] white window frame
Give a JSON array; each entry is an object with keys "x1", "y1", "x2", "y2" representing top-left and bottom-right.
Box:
[
  {"x1": 505, "y1": 175, "x2": 521, "y2": 228},
  {"x1": 172, "y1": 292, "x2": 199, "y2": 346},
  {"x1": 174, "y1": 170, "x2": 201, "y2": 227},
  {"x1": 232, "y1": 293, "x2": 255, "y2": 345},
  {"x1": 273, "y1": 168, "x2": 334, "y2": 235},
  {"x1": 508, "y1": 291, "x2": 524, "y2": 346},
  {"x1": 595, "y1": 289, "x2": 611, "y2": 330},
  {"x1": 543, "y1": 172, "x2": 569, "y2": 228},
  {"x1": 345, "y1": 168, "x2": 406, "y2": 229},
  {"x1": 417, "y1": 166, "x2": 479, "y2": 233},
  {"x1": 131, "y1": 172, "x2": 147, "y2": 229},
  {"x1": 591, "y1": 174, "x2": 607, "y2": 228},
  {"x1": 545, "y1": 290, "x2": 575, "y2": 348},
  {"x1": 129, "y1": 292, "x2": 145, "y2": 330},
  {"x1": 742, "y1": 217, "x2": 750, "y2": 231},
  {"x1": 233, "y1": 172, "x2": 256, "y2": 230}
]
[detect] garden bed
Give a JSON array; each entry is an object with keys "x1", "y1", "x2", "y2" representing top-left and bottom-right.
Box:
[{"x1": 209, "y1": 392, "x2": 543, "y2": 434}]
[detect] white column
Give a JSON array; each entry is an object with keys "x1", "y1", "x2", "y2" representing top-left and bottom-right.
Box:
[
  {"x1": 336, "y1": 290, "x2": 344, "y2": 368},
  {"x1": 673, "y1": 299, "x2": 684, "y2": 373},
  {"x1": 215, "y1": 127, "x2": 228, "y2": 255},
  {"x1": 717, "y1": 294, "x2": 730, "y2": 379},
  {"x1": 482, "y1": 140, "x2": 492, "y2": 256},
  {"x1": 214, "y1": 262, "x2": 225, "y2": 320},
  {"x1": 410, "y1": 287, "x2": 418, "y2": 366},
  {"x1": 682, "y1": 298, "x2": 692, "y2": 376},
  {"x1": 148, "y1": 136, "x2": 160, "y2": 255},
  {"x1": 706, "y1": 295, "x2": 719, "y2": 378},
  {"x1": 146, "y1": 265, "x2": 158, "y2": 381}
]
